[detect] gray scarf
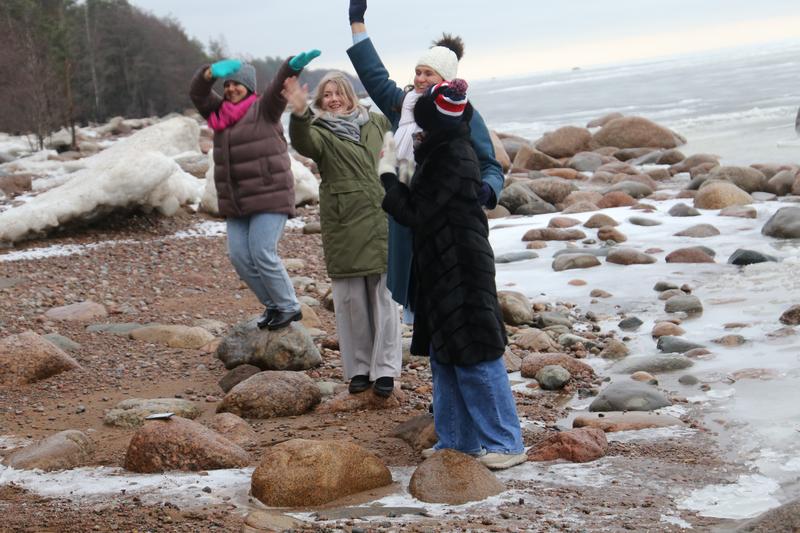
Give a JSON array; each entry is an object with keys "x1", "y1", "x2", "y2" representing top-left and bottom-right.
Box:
[{"x1": 312, "y1": 105, "x2": 370, "y2": 143}]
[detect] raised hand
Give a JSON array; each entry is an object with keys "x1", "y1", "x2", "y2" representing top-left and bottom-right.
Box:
[
  {"x1": 209, "y1": 58, "x2": 241, "y2": 78},
  {"x1": 349, "y1": 0, "x2": 367, "y2": 24},
  {"x1": 282, "y1": 77, "x2": 309, "y2": 115},
  {"x1": 288, "y1": 49, "x2": 321, "y2": 72}
]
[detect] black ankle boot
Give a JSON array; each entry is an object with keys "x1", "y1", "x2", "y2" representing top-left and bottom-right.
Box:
[
  {"x1": 266, "y1": 309, "x2": 303, "y2": 331},
  {"x1": 374, "y1": 376, "x2": 394, "y2": 398},
  {"x1": 256, "y1": 308, "x2": 278, "y2": 329},
  {"x1": 348, "y1": 374, "x2": 372, "y2": 393}
]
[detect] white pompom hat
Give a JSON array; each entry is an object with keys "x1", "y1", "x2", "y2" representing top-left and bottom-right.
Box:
[{"x1": 416, "y1": 46, "x2": 458, "y2": 81}]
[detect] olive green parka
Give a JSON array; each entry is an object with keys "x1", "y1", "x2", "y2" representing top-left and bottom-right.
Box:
[{"x1": 289, "y1": 108, "x2": 390, "y2": 278}]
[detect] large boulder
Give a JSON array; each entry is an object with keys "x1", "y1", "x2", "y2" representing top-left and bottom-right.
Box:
[
  {"x1": 592, "y1": 117, "x2": 684, "y2": 149},
  {"x1": 535, "y1": 126, "x2": 592, "y2": 158},
  {"x1": 217, "y1": 371, "x2": 321, "y2": 419},
  {"x1": 124, "y1": 416, "x2": 250, "y2": 473},
  {"x1": 613, "y1": 354, "x2": 694, "y2": 374},
  {"x1": 205, "y1": 413, "x2": 258, "y2": 447},
  {"x1": 409, "y1": 449, "x2": 504, "y2": 504},
  {"x1": 694, "y1": 181, "x2": 753, "y2": 209},
  {"x1": 3, "y1": 430, "x2": 93, "y2": 471},
  {"x1": 0, "y1": 330, "x2": 80, "y2": 385},
  {"x1": 527, "y1": 427, "x2": 608, "y2": 463},
  {"x1": 761, "y1": 207, "x2": 800, "y2": 239},
  {"x1": 216, "y1": 319, "x2": 321, "y2": 371},
  {"x1": 512, "y1": 328, "x2": 560, "y2": 352},
  {"x1": 251, "y1": 439, "x2": 392, "y2": 506}
]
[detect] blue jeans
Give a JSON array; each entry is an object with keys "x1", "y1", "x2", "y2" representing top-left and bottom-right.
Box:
[
  {"x1": 226, "y1": 213, "x2": 300, "y2": 314},
  {"x1": 431, "y1": 355, "x2": 524, "y2": 455}
]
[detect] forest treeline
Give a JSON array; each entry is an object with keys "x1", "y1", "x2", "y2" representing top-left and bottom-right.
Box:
[{"x1": 0, "y1": 0, "x2": 363, "y2": 148}]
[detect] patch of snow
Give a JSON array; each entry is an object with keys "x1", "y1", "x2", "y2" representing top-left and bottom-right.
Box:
[{"x1": 678, "y1": 474, "x2": 781, "y2": 519}]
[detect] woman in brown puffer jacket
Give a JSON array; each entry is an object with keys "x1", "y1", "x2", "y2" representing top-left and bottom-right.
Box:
[{"x1": 189, "y1": 51, "x2": 319, "y2": 330}]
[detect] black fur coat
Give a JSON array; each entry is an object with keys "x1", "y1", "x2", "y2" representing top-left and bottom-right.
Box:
[{"x1": 381, "y1": 122, "x2": 507, "y2": 366}]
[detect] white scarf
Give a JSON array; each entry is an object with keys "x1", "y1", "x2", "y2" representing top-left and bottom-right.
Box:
[{"x1": 394, "y1": 90, "x2": 422, "y2": 160}]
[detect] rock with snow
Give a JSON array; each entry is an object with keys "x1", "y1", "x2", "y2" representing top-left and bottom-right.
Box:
[
  {"x1": 0, "y1": 330, "x2": 81, "y2": 385},
  {"x1": 527, "y1": 427, "x2": 608, "y2": 463},
  {"x1": 665, "y1": 294, "x2": 703, "y2": 315},
  {"x1": 409, "y1": 449, "x2": 503, "y2": 504},
  {"x1": 665, "y1": 247, "x2": 715, "y2": 263},
  {"x1": 216, "y1": 371, "x2": 321, "y2": 419},
  {"x1": 124, "y1": 416, "x2": 250, "y2": 473},
  {"x1": 606, "y1": 248, "x2": 657, "y2": 265},
  {"x1": 216, "y1": 319, "x2": 321, "y2": 371},
  {"x1": 0, "y1": 118, "x2": 204, "y2": 244},
  {"x1": 251, "y1": 439, "x2": 392, "y2": 506},
  {"x1": 104, "y1": 398, "x2": 201, "y2": 428},
  {"x1": 3, "y1": 430, "x2": 93, "y2": 471}
]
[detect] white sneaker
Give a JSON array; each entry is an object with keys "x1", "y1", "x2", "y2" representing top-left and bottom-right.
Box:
[{"x1": 479, "y1": 451, "x2": 528, "y2": 470}]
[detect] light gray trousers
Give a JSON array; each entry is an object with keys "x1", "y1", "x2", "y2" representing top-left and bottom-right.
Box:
[{"x1": 331, "y1": 273, "x2": 402, "y2": 380}]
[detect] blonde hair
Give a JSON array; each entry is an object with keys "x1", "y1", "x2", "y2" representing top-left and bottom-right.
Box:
[{"x1": 313, "y1": 72, "x2": 358, "y2": 112}]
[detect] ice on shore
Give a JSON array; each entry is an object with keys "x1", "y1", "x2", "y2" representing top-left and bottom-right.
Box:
[{"x1": 0, "y1": 117, "x2": 204, "y2": 245}]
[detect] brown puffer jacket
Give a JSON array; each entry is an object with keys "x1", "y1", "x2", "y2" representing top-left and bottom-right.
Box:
[{"x1": 190, "y1": 59, "x2": 299, "y2": 218}]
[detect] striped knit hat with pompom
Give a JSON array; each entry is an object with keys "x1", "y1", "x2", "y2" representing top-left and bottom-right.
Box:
[{"x1": 414, "y1": 78, "x2": 470, "y2": 131}]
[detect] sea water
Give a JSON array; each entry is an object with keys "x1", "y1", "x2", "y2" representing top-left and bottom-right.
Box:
[{"x1": 470, "y1": 40, "x2": 800, "y2": 166}]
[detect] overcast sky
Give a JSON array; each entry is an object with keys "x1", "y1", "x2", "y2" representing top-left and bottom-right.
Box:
[{"x1": 130, "y1": 0, "x2": 800, "y2": 83}]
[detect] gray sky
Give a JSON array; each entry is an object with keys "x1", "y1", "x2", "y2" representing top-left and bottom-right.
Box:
[{"x1": 130, "y1": 0, "x2": 800, "y2": 82}]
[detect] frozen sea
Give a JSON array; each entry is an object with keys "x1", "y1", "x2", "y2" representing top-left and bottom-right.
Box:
[{"x1": 470, "y1": 40, "x2": 800, "y2": 165}]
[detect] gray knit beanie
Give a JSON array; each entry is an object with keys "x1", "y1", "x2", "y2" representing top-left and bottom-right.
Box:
[{"x1": 223, "y1": 63, "x2": 257, "y2": 93}]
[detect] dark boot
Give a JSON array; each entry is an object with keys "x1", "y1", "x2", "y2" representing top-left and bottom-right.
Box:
[
  {"x1": 373, "y1": 376, "x2": 394, "y2": 398},
  {"x1": 256, "y1": 308, "x2": 278, "y2": 329},
  {"x1": 348, "y1": 374, "x2": 372, "y2": 394},
  {"x1": 266, "y1": 309, "x2": 303, "y2": 331}
]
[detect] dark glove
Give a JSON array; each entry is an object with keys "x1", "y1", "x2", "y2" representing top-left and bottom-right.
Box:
[
  {"x1": 477, "y1": 182, "x2": 493, "y2": 207},
  {"x1": 349, "y1": 0, "x2": 367, "y2": 23},
  {"x1": 380, "y1": 172, "x2": 399, "y2": 193}
]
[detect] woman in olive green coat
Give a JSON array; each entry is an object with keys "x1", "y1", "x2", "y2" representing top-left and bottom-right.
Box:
[{"x1": 284, "y1": 72, "x2": 401, "y2": 397}]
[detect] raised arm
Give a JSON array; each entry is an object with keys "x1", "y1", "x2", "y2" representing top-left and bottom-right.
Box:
[
  {"x1": 261, "y1": 50, "x2": 321, "y2": 123},
  {"x1": 346, "y1": 1, "x2": 404, "y2": 126},
  {"x1": 189, "y1": 65, "x2": 223, "y2": 119}
]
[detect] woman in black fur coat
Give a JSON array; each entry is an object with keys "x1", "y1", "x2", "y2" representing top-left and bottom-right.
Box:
[{"x1": 380, "y1": 79, "x2": 526, "y2": 470}]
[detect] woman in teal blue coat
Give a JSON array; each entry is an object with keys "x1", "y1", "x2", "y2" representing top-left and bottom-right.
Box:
[{"x1": 347, "y1": 0, "x2": 504, "y2": 316}]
